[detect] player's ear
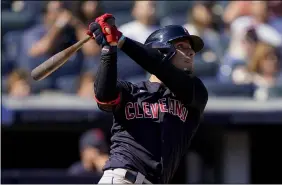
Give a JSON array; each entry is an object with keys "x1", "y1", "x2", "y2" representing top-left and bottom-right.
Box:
[{"x1": 160, "y1": 44, "x2": 177, "y2": 62}]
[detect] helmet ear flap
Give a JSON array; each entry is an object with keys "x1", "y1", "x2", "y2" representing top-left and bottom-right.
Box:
[{"x1": 148, "y1": 42, "x2": 177, "y2": 62}]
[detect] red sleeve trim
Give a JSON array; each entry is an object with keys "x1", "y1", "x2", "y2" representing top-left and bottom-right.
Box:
[{"x1": 93, "y1": 93, "x2": 121, "y2": 105}]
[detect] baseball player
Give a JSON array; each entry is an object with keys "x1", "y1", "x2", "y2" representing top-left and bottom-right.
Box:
[{"x1": 86, "y1": 13, "x2": 208, "y2": 184}]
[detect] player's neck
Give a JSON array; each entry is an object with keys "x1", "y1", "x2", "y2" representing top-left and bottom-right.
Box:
[{"x1": 149, "y1": 75, "x2": 162, "y2": 84}]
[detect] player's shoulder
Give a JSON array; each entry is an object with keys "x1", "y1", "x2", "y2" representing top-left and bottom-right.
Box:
[
  {"x1": 117, "y1": 79, "x2": 148, "y2": 94},
  {"x1": 194, "y1": 76, "x2": 207, "y2": 88},
  {"x1": 194, "y1": 76, "x2": 209, "y2": 103}
]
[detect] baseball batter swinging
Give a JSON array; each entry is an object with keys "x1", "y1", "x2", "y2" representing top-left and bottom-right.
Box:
[{"x1": 86, "y1": 13, "x2": 208, "y2": 184}]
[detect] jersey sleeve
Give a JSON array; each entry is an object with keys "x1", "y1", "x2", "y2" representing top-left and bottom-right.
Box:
[{"x1": 95, "y1": 80, "x2": 134, "y2": 112}]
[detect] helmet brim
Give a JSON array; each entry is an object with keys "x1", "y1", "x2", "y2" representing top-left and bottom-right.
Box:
[
  {"x1": 168, "y1": 35, "x2": 204, "y2": 53},
  {"x1": 189, "y1": 35, "x2": 204, "y2": 53}
]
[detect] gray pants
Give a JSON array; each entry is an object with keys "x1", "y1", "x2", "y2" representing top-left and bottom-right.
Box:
[{"x1": 98, "y1": 168, "x2": 152, "y2": 184}]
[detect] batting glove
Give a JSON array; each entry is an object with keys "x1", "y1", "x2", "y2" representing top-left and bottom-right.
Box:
[
  {"x1": 95, "y1": 14, "x2": 123, "y2": 46},
  {"x1": 87, "y1": 22, "x2": 109, "y2": 47}
]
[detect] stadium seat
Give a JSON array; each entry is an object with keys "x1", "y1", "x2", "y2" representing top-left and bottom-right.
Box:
[
  {"x1": 160, "y1": 13, "x2": 187, "y2": 27},
  {"x1": 194, "y1": 61, "x2": 219, "y2": 78},
  {"x1": 219, "y1": 31, "x2": 231, "y2": 53},
  {"x1": 51, "y1": 51, "x2": 83, "y2": 93},
  {"x1": 193, "y1": 52, "x2": 219, "y2": 77},
  {"x1": 157, "y1": 1, "x2": 194, "y2": 18},
  {"x1": 268, "y1": 85, "x2": 282, "y2": 98},
  {"x1": 2, "y1": 30, "x2": 23, "y2": 93},
  {"x1": 100, "y1": 1, "x2": 134, "y2": 12},
  {"x1": 54, "y1": 75, "x2": 80, "y2": 94},
  {"x1": 116, "y1": 51, "x2": 147, "y2": 80},
  {"x1": 82, "y1": 55, "x2": 101, "y2": 75},
  {"x1": 204, "y1": 80, "x2": 255, "y2": 97},
  {"x1": 16, "y1": 176, "x2": 99, "y2": 184},
  {"x1": 1, "y1": 169, "x2": 100, "y2": 184},
  {"x1": 114, "y1": 11, "x2": 134, "y2": 27},
  {"x1": 2, "y1": 56, "x2": 15, "y2": 77},
  {"x1": 3, "y1": 30, "x2": 23, "y2": 66},
  {"x1": 1, "y1": 11, "x2": 35, "y2": 35}
]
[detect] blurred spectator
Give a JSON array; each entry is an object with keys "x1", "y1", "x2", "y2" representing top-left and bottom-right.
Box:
[
  {"x1": 7, "y1": 69, "x2": 31, "y2": 98},
  {"x1": 64, "y1": 1, "x2": 103, "y2": 25},
  {"x1": 21, "y1": 1, "x2": 98, "y2": 58},
  {"x1": 267, "y1": 1, "x2": 282, "y2": 34},
  {"x1": 77, "y1": 72, "x2": 95, "y2": 99},
  {"x1": 63, "y1": 1, "x2": 103, "y2": 57},
  {"x1": 217, "y1": 27, "x2": 259, "y2": 82},
  {"x1": 68, "y1": 129, "x2": 109, "y2": 176},
  {"x1": 118, "y1": 1, "x2": 160, "y2": 44},
  {"x1": 18, "y1": 1, "x2": 77, "y2": 67},
  {"x1": 2, "y1": 0, "x2": 14, "y2": 10},
  {"x1": 27, "y1": 1, "x2": 69, "y2": 57},
  {"x1": 222, "y1": 1, "x2": 253, "y2": 25},
  {"x1": 224, "y1": 1, "x2": 279, "y2": 60},
  {"x1": 223, "y1": 1, "x2": 270, "y2": 26},
  {"x1": 268, "y1": 1, "x2": 282, "y2": 18},
  {"x1": 183, "y1": 2, "x2": 224, "y2": 59},
  {"x1": 63, "y1": 1, "x2": 106, "y2": 77},
  {"x1": 218, "y1": 24, "x2": 282, "y2": 83},
  {"x1": 232, "y1": 42, "x2": 282, "y2": 87},
  {"x1": 1, "y1": 1, "x2": 43, "y2": 34},
  {"x1": 17, "y1": 1, "x2": 75, "y2": 92},
  {"x1": 18, "y1": 1, "x2": 100, "y2": 93},
  {"x1": 251, "y1": 1, "x2": 269, "y2": 24}
]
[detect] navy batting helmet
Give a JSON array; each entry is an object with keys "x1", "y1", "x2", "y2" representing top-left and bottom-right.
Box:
[{"x1": 144, "y1": 25, "x2": 204, "y2": 54}]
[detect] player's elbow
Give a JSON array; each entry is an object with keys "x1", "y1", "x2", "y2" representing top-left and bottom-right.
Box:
[
  {"x1": 93, "y1": 88, "x2": 106, "y2": 103},
  {"x1": 94, "y1": 87, "x2": 120, "y2": 104}
]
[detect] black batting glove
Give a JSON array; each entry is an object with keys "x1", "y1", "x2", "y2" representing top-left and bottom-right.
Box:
[{"x1": 87, "y1": 22, "x2": 109, "y2": 47}]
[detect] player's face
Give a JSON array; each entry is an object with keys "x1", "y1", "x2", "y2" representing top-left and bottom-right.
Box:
[{"x1": 171, "y1": 39, "x2": 195, "y2": 72}]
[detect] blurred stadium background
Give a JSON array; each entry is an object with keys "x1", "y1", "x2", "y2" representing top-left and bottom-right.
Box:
[{"x1": 1, "y1": 0, "x2": 282, "y2": 184}]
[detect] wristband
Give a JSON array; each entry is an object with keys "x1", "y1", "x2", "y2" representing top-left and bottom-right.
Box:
[
  {"x1": 117, "y1": 35, "x2": 126, "y2": 48},
  {"x1": 118, "y1": 35, "x2": 125, "y2": 44}
]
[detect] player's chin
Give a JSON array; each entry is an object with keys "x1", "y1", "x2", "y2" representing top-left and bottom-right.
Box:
[
  {"x1": 184, "y1": 64, "x2": 194, "y2": 72},
  {"x1": 184, "y1": 62, "x2": 193, "y2": 69}
]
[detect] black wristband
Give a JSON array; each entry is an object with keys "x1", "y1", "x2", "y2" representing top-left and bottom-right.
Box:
[{"x1": 101, "y1": 45, "x2": 117, "y2": 55}]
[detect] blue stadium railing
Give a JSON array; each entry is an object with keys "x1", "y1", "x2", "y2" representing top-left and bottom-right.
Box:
[{"x1": 1, "y1": 169, "x2": 101, "y2": 184}]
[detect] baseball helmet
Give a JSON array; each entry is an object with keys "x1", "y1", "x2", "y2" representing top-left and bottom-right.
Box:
[{"x1": 144, "y1": 25, "x2": 204, "y2": 55}]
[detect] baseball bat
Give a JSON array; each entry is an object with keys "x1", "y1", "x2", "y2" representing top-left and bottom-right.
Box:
[
  {"x1": 31, "y1": 17, "x2": 115, "y2": 81},
  {"x1": 31, "y1": 35, "x2": 92, "y2": 81}
]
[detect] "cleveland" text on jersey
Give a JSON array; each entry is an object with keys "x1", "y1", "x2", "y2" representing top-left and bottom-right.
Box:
[{"x1": 124, "y1": 97, "x2": 188, "y2": 122}]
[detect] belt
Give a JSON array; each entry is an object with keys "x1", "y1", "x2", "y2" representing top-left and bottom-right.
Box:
[{"x1": 107, "y1": 168, "x2": 152, "y2": 184}]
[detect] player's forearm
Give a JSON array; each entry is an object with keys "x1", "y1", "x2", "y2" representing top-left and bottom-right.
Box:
[
  {"x1": 28, "y1": 24, "x2": 62, "y2": 57},
  {"x1": 94, "y1": 46, "x2": 119, "y2": 102}
]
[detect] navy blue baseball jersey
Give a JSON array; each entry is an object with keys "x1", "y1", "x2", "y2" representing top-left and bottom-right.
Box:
[{"x1": 102, "y1": 78, "x2": 207, "y2": 183}]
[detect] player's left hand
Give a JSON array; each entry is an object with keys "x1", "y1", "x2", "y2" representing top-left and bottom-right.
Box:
[
  {"x1": 87, "y1": 13, "x2": 123, "y2": 46},
  {"x1": 87, "y1": 22, "x2": 109, "y2": 47}
]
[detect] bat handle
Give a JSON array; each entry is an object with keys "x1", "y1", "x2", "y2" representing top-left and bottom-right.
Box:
[
  {"x1": 79, "y1": 17, "x2": 115, "y2": 47},
  {"x1": 75, "y1": 35, "x2": 92, "y2": 50}
]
